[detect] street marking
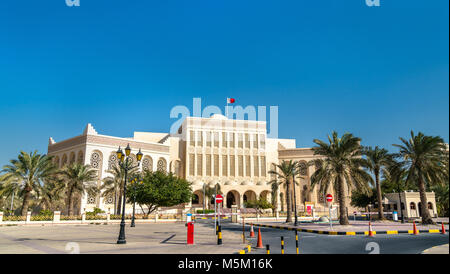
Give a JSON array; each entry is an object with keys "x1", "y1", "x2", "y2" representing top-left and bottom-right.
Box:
[
  {"x1": 428, "y1": 229, "x2": 440, "y2": 233},
  {"x1": 346, "y1": 232, "x2": 356, "y2": 235},
  {"x1": 329, "y1": 231, "x2": 338, "y2": 235}
]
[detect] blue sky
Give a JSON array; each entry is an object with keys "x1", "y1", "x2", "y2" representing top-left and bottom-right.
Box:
[{"x1": 0, "y1": 0, "x2": 448, "y2": 165}]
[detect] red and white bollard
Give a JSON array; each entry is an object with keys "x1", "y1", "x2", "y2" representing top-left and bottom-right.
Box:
[{"x1": 186, "y1": 221, "x2": 194, "y2": 245}]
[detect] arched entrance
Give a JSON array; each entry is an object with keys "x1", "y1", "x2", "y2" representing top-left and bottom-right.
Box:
[
  {"x1": 260, "y1": 190, "x2": 270, "y2": 201},
  {"x1": 243, "y1": 190, "x2": 257, "y2": 204},
  {"x1": 192, "y1": 190, "x2": 204, "y2": 207},
  {"x1": 226, "y1": 190, "x2": 240, "y2": 208}
]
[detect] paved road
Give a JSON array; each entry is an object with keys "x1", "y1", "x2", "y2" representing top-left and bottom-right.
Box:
[{"x1": 211, "y1": 221, "x2": 449, "y2": 254}]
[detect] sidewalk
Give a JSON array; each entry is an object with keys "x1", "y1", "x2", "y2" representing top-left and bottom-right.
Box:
[
  {"x1": 422, "y1": 244, "x2": 449, "y2": 254},
  {"x1": 251, "y1": 220, "x2": 449, "y2": 235},
  {"x1": 0, "y1": 222, "x2": 247, "y2": 254}
]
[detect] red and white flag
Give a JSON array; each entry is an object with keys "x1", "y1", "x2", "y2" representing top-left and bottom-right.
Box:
[{"x1": 227, "y1": 98, "x2": 235, "y2": 104}]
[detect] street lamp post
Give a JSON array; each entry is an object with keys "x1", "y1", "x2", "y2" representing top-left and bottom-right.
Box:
[
  {"x1": 292, "y1": 174, "x2": 298, "y2": 226},
  {"x1": 116, "y1": 144, "x2": 143, "y2": 244},
  {"x1": 130, "y1": 177, "x2": 143, "y2": 227}
]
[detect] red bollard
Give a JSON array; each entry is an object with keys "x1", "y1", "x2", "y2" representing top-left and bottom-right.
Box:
[
  {"x1": 186, "y1": 221, "x2": 194, "y2": 245},
  {"x1": 441, "y1": 223, "x2": 446, "y2": 234}
]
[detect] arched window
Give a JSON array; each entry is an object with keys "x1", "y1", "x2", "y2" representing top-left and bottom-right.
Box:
[
  {"x1": 410, "y1": 202, "x2": 416, "y2": 210},
  {"x1": 61, "y1": 154, "x2": 68, "y2": 167},
  {"x1": 192, "y1": 194, "x2": 199, "y2": 204},
  {"x1": 157, "y1": 158, "x2": 167, "y2": 172},
  {"x1": 427, "y1": 202, "x2": 433, "y2": 210},
  {"x1": 69, "y1": 152, "x2": 76, "y2": 164},
  {"x1": 142, "y1": 156, "x2": 153, "y2": 172},
  {"x1": 108, "y1": 153, "x2": 118, "y2": 170},
  {"x1": 77, "y1": 151, "x2": 84, "y2": 164},
  {"x1": 90, "y1": 150, "x2": 103, "y2": 179}
]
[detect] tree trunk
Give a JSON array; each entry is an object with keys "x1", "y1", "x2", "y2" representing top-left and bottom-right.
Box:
[
  {"x1": 21, "y1": 188, "x2": 31, "y2": 216},
  {"x1": 418, "y1": 176, "x2": 434, "y2": 224},
  {"x1": 285, "y1": 180, "x2": 292, "y2": 223},
  {"x1": 338, "y1": 175, "x2": 349, "y2": 225},
  {"x1": 375, "y1": 169, "x2": 385, "y2": 220},
  {"x1": 67, "y1": 187, "x2": 74, "y2": 216}
]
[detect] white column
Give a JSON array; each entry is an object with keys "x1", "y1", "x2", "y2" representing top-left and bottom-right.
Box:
[
  {"x1": 0, "y1": 211, "x2": 3, "y2": 223},
  {"x1": 26, "y1": 211, "x2": 31, "y2": 223},
  {"x1": 53, "y1": 211, "x2": 61, "y2": 223}
]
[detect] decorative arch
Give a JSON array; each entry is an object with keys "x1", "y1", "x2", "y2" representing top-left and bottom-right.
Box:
[
  {"x1": 108, "y1": 153, "x2": 118, "y2": 170},
  {"x1": 192, "y1": 190, "x2": 204, "y2": 206},
  {"x1": 54, "y1": 156, "x2": 60, "y2": 168},
  {"x1": 69, "y1": 152, "x2": 76, "y2": 165},
  {"x1": 171, "y1": 160, "x2": 182, "y2": 177},
  {"x1": 61, "y1": 154, "x2": 68, "y2": 167},
  {"x1": 243, "y1": 190, "x2": 257, "y2": 204},
  {"x1": 157, "y1": 158, "x2": 167, "y2": 172},
  {"x1": 77, "y1": 151, "x2": 84, "y2": 164},
  {"x1": 88, "y1": 150, "x2": 103, "y2": 206},
  {"x1": 226, "y1": 190, "x2": 240, "y2": 208},
  {"x1": 142, "y1": 155, "x2": 153, "y2": 172},
  {"x1": 259, "y1": 190, "x2": 270, "y2": 201}
]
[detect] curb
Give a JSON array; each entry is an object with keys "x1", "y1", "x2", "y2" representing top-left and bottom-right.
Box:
[{"x1": 251, "y1": 223, "x2": 446, "y2": 236}]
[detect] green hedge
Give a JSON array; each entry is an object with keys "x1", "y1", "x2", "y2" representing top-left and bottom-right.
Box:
[
  {"x1": 1, "y1": 216, "x2": 26, "y2": 222},
  {"x1": 196, "y1": 209, "x2": 215, "y2": 214},
  {"x1": 60, "y1": 215, "x2": 82, "y2": 221}
]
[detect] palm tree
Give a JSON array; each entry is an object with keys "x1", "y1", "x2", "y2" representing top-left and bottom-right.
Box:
[
  {"x1": 393, "y1": 131, "x2": 448, "y2": 224},
  {"x1": 203, "y1": 183, "x2": 222, "y2": 210},
  {"x1": 60, "y1": 163, "x2": 99, "y2": 216},
  {"x1": 37, "y1": 175, "x2": 66, "y2": 211},
  {"x1": 0, "y1": 151, "x2": 57, "y2": 216},
  {"x1": 270, "y1": 181, "x2": 279, "y2": 216},
  {"x1": 101, "y1": 162, "x2": 139, "y2": 215},
  {"x1": 269, "y1": 160, "x2": 299, "y2": 223},
  {"x1": 363, "y1": 146, "x2": 394, "y2": 220},
  {"x1": 310, "y1": 132, "x2": 373, "y2": 225}
]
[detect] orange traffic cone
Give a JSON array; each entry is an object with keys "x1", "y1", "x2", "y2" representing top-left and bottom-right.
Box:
[
  {"x1": 368, "y1": 221, "x2": 374, "y2": 237},
  {"x1": 412, "y1": 221, "x2": 419, "y2": 235},
  {"x1": 441, "y1": 223, "x2": 446, "y2": 234},
  {"x1": 249, "y1": 224, "x2": 255, "y2": 238},
  {"x1": 255, "y1": 228, "x2": 264, "y2": 248}
]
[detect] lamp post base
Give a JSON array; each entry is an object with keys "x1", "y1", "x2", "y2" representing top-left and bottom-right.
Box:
[
  {"x1": 117, "y1": 221, "x2": 126, "y2": 244},
  {"x1": 131, "y1": 219, "x2": 135, "y2": 227}
]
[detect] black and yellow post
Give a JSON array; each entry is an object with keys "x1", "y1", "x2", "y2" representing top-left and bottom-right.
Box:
[
  {"x1": 295, "y1": 230, "x2": 299, "y2": 254},
  {"x1": 281, "y1": 236, "x2": 285, "y2": 254},
  {"x1": 217, "y1": 225, "x2": 223, "y2": 245},
  {"x1": 266, "y1": 244, "x2": 270, "y2": 254},
  {"x1": 216, "y1": 223, "x2": 219, "y2": 235}
]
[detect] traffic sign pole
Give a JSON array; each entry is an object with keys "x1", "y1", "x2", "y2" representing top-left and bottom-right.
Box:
[{"x1": 326, "y1": 194, "x2": 333, "y2": 230}]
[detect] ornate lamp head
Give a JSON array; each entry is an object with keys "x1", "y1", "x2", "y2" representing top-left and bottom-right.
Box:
[{"x1": 125, "y1": 143, "x2": 131, "y2": 157}]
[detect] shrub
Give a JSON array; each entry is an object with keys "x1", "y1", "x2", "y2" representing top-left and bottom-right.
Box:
[
  {"x1": 86, "y1": 207, "x2": 105, "y2": 216},
  {"x1": 38, "y1": 209, "x2": 53, "y2": 216},
  {"x1": 196, "y1": 209, "x2": 215, "y2": 214},
  {"x1": 31, "y1": 215, "x2": 53, "y2": 221},
  {"x1": 60, "y1": 215, "x2": 82, "y2": 221},
  {"x1": 2, "y1": 216, "x2": 26, "y2": 221}
]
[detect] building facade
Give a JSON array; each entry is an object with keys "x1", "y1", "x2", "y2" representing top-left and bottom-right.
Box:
[{"x1": 47, "y1": 114, "x2": 342, "y2": 214}]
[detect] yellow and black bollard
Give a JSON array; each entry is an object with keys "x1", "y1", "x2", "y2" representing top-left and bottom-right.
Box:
[
  {"x1": 295, "y1": 230, "x2": 299, "y2": 254},
  {"x1": 281, "y1": 236, "x2": 285, "y2": 254},
  {"x1": 217, "y1": 225, "x2": 223, "y2": 245},
  {"x1": 216, "y1": 223, "x2": 219, "y2": 235},
  {"x1": 266, "y1": 244, "x2": 270, "y2": 254}
]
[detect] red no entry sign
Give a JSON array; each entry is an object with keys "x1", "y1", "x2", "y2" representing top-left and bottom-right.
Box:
[
  {"x1": 215, "y1": 194, "x2": 223, "y2": 203},
  {"x1": 326, "y1": 194, "x2": 333, "y2": 202}
]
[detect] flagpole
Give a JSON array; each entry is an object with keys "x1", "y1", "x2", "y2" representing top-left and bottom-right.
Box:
[{"x1": 226, "y1": 99, "x2": 228, "y2": 118}]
